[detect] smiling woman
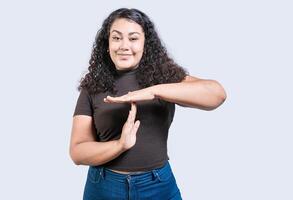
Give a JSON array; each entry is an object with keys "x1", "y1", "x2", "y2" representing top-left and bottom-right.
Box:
[
  {"x1": 70, "y1": 7, "x2": 226, "y2": 200},
  {"x1": 108, "y1": 18, "x2": 145, "y2": 71}
]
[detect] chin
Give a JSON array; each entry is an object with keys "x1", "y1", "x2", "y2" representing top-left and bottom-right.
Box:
[{"x1": 116, "y1": 63, "x2": 138, "y2": 70}]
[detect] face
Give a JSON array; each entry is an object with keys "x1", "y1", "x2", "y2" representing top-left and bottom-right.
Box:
[{"x1": 109, "y1": 18, "x2": 145, "y2": 71}]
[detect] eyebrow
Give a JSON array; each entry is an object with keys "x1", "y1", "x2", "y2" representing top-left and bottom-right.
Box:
[{"x1": 111, "y1": 30, "x2": 141, "y2": 36}]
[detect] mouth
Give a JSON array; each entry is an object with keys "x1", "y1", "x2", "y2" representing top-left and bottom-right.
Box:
[
  {"x1": 117, "y1": 54, "x2": 133, "y2": 60},
  {"x1": 117, "y1": 54, "x2": 132, "y2": 56}
]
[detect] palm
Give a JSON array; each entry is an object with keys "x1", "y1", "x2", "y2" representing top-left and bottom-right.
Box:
[{"x1": 119, "y1": 102, "x2": 140, "y2": 150}]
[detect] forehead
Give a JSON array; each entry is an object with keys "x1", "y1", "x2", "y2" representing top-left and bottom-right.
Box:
[{"x1": 110, "y1": 18, "x2": 144, "y2": 35}]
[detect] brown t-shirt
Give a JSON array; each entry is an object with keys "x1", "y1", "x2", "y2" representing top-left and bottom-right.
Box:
[{"x1": 73, "y1": 67, "x2": 175, "y2": 171}]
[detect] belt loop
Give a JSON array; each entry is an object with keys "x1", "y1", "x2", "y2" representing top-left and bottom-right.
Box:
[
  {"x1": 152, "y1": 169, "x2": 160, "y2": 181},
  {"x1": 99, "y1": 167, "x2": 105, "y2": 180}
]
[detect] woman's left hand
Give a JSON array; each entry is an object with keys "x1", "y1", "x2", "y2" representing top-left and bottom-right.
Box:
[{"x1": 104, "y1": 87, "x2": 155, "y2": 103}]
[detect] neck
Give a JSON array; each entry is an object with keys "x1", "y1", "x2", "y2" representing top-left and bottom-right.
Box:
[{"x1": 115, "y1": 65, "x2": 139, "y2": 75}]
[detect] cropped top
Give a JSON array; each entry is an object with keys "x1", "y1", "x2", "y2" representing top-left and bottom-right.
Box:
[{"x1": 73, "y1": 67, "x2": 175, "y2": 171}]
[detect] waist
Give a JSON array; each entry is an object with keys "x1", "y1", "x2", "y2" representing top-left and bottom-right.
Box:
[
  {"x1": 94, "y1": 161, "x2": 171, "y2": 183},
  {"x1": 107, "y1": 169, "x2": 147, "y2": 175},
  {"x1": 102, "y1": 157, "x2": 168, "y2": 172}
]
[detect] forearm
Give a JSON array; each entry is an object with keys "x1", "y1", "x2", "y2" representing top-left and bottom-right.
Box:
[
  {"x1": 70, "y1": 140, "x2": 125, "y2": 166},
  {"x1": 152, "y1": 80, "x2": 227, "y2": 110}
]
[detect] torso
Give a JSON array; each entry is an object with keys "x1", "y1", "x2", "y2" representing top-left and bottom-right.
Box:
[{"x1": 79, "y1": 69, "x2": 174, "y2": 171}]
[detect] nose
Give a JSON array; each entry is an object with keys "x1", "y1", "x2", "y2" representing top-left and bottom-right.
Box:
[{"x1": 119, "y1": 38, "x2": 130, "y2": 51}]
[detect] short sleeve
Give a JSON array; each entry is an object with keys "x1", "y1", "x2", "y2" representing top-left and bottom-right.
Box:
[{"x1": 73, "y1": 89, "x2": 93, "y2": 117}]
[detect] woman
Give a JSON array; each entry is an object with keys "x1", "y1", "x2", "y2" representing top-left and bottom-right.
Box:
[{"x1": 70, "y1": 8, "x2": 226, "y2": 200}]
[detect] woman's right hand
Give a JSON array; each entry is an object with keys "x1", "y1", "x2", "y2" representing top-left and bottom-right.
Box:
[{"x1": 118, "y1": 102, "x2": 140, "y2": 151}]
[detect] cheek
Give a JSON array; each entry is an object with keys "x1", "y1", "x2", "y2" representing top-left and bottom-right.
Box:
[
  {"x1": 109, "y1": 39, "x2": 121, "y2": 49},
  {"x1": 109, "y1": 43, "x2": 119, "y2": 51},
  {"x1": 132, "y1": 43, "x2": 144, "y2": 53}
]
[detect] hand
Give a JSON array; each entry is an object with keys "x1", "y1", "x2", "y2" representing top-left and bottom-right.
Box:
[
  {"x1": 118, "y1": 102, "x2": 140, "y2": 151},
  {"x1": 104, "y1": 87, "x2": 155, "y2": 103}
]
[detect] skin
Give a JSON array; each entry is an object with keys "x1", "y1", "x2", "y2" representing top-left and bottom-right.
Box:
[
  {"x1": 108, "y1": 18, "x2": 145, "y2": 71},
  {"x1": 70, "y1": 18, "x2": 227, "y2": 175},
  {"x1": 107, "y1": 18, "x2": 146, "y2": 174},
  {"x1": 105, "y1": 18, "x2": 226, "y2": 174}
]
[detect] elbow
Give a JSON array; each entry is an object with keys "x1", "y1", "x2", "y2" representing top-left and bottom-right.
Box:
[
  {"x1": 215, "y1": 87, "x2": 227, "y2": 108},
  {"x1": 202, "y1": 98, "x2": 225, "y2": 111},
  {"x1": 205, "y1": 81, "x2": 227, "y2": 111},
  {"x1": 208, "y1": 94, "x2": 226, "y2": 111},
  {"x1": 69, "y1": 146, "x2": 82, "y2": 165},
  {"x1": 72, "y1": 159, "x2": 81, "y2": 166}
]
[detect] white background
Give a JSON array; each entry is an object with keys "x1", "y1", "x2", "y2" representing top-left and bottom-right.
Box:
[{"x1": 0, "y1": 0, "x2": 292, "y2": 199}]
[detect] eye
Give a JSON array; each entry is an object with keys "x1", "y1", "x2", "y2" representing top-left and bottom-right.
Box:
[
  {"x1": 112, "y1": 36, "x2": 120, "y2": 41},
  {"x1": 130, "y1": 38, "x2": 138, "y2": 41}
]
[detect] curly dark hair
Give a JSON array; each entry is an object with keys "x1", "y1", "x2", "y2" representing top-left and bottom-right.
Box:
[{"x1": 78, "y1": 8, "x2": 189, "y2": 95}]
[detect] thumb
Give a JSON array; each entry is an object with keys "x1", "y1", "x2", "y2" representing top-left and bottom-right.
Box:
[{"x1": 131, "y1": 120, "x2": 140, "y2": 134}]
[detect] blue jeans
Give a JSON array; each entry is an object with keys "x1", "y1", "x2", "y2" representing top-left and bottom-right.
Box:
[{"x1": 83, "y1": 161, "x2": 182, "y2": 200}]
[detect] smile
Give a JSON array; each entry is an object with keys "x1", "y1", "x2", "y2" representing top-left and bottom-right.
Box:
[
  {"x1": 117, "y1": 54, "x2": 132, "y2": 56},
  {"x1": 117, "y1": 54, "x2": 132, "y2": 60}
]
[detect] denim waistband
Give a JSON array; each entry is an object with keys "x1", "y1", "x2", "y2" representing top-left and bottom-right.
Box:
[{"x1": 91, "y1": 161, "x2": 171, "y2": 183}]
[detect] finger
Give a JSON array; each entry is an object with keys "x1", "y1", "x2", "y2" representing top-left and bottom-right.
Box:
[
  {"x1": 113, "y1": 94, "x2": 132, "y2": 102},
  {"x1": 126, "y1": 109, "x2": 133, "y2": 123},
  {"x1": 131, "y1": 102, "x2": 137, "y2": 115},
  {"x1": 125, "y1": 102, "x2": 137, "y2": 124},
  {"x1": 127, "y1": 108, "x2": 135, "y2": 124},
  {"x1": 128, "y1": 103, "x2": 137, "y2": 123},
  {"x1": 105, "y1": 96, "x2": 120, "y2": 102},
  {"x1": 104, "y1": 96, "x2": 115, "y2": 103},
  {"x1": 103, "y1": 98, "x2": 111, "y2": 103},
  {"x1": 106, "y1": 96, "x2": 119, "y2": 102},
  {"x1": 128, "y1": 104, "x2": 134, "y2": 122},
  {"x1": 131, "y1": 120, "x2": 140, "y2": 135}
]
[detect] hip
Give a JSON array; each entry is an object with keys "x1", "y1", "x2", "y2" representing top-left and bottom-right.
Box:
[{"x1": 83, "y1": 161, "x2": 182, "y2": 200}]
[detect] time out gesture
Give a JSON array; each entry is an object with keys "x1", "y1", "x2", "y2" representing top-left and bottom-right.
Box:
[{"x1": 104, "y1": 75, "x2": 226, "y2": 111}]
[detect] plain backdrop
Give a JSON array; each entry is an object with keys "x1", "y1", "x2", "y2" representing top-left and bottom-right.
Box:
[{"x1": 0, "y1": 0, "x2": 292, "y2": 199}]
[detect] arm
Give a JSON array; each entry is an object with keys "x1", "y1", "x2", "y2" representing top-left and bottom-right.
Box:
[
  {"x1": 69, "y1": 102, "x2": 140, "y2": 166},
  {"x1": 151, "y1": 75, "x2": 227, "y2": 110},
  {"x1": 69, "y1": 115, "x2": 125, "y2": 166},
  {"x1": 104, "y1": 75, "x2": 227, "y2": 111}
]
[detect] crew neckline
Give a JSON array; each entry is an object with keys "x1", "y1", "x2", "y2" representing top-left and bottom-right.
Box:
[{"x1": 116, "y1": 66, "x2": 139, "y2": 76}]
